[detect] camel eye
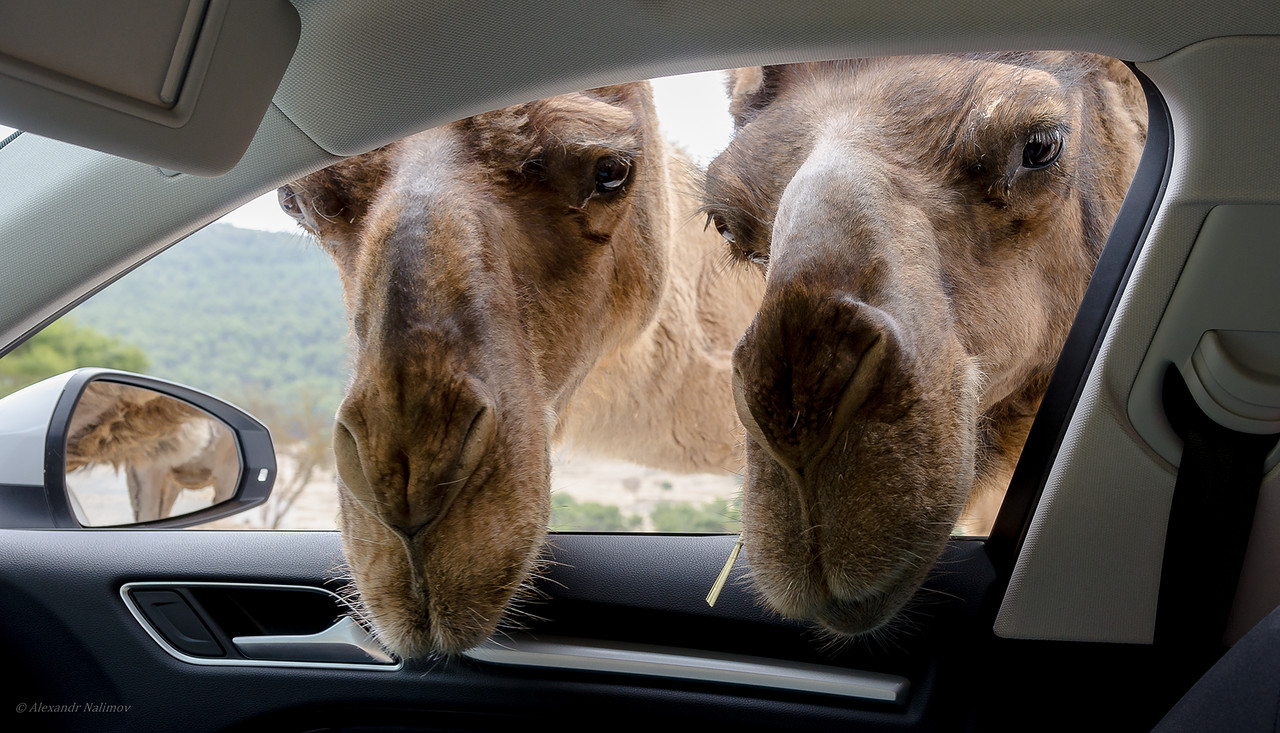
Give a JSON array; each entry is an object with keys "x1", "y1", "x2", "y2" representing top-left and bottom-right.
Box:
[
  {"x1": 1022, "y1": 130, "x2": 1063, "y2": 170},
  {"x1": 594, "y1": 157, "x2": 633, "y2": 193},
  {"x1": 520, "y1": 157, "x2": 546, "y2": 178},
  {"x1": 708, "y1": 213, "x2": 735, "y2": 244},
  {"x1": 278, "y1": 185, "x2": 305, "y2": 221}
]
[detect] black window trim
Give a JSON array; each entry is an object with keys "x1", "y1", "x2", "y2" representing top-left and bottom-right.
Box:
[{"x1": 986, "y1": 61, "x2": 1175, "y2": 582}]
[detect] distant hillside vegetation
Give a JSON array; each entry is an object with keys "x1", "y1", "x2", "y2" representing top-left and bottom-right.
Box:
[
  {"x1": 70, "y1": 223, "x2": 351, "y2": 424},
  {"x1": 0, "y1": 318, "x2": 149, "y2": 397}
]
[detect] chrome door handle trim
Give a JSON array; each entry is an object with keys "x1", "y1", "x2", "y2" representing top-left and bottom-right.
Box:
[
  {"x1": 120, "y1": 581, "x2": 401, "y2": 671},
  {"x1": 464, "y1": 635, "x2": 909, "y2": 704},
  {"x1": 233, "y1": 616, "x2": 394, "y2": 664}
]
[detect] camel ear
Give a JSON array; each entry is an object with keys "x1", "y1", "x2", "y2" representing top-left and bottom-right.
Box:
[
  {"x1": 1071, "y1": 54, "x2": 1147, "y2": 142},
  {"x1": 1096, "y1": 56, "x2": 1147, "y2": 115},
  {"x1": 726, "y1": 66, "x2": 784, "y2": 129},
  {"x1": 584, "y1": 82, "x2": 654, "y2": 113}
]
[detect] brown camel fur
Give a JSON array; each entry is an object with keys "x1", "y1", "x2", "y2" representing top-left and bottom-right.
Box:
[
  {"x1": 278, "y1": 81, "x2": 763, "y2": 656},
  {"x1": 701, "y1": 53, "x2": 1146, "y2": 639},
  {"x1": 66, "y1": 381, "x2": 238, "y2": 522}
]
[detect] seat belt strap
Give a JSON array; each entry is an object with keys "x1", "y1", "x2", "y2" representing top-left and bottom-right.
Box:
[{"x1": 1155, "y1": 365, "x2": 1280, "y2": 649}]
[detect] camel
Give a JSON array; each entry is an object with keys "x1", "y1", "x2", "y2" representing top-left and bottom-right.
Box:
[
  {"x1": 700, "y1": 53, "x2": 1147, "y2": 639},
  {"x1": 66, "y1": 381, "x2": 239, "y2": 523},
  {"x1": 277, "y1": 81, "x2": 763, "y2": 656}
]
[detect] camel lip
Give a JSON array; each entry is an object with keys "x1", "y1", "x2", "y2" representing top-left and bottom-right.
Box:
[
  {"x1": 753, "y1": 566, "x2": 907, "y2": 637},
  {"x1": 337, "y1": 434, "x2": 551, "y2": 660},
  {"x1": 370, "y1": 612, "x2": 491, "y2": 660},
  {"x1": 361, "y1": 547, "x2": 508, "y2": 658},
  {"x1": 743, "y1": 483, "x2": 934, "y2": 640},
  {"x1": 803, "y1": 569, "x2": 920, "y2": 638},
  {"x1": 811, "y1": 594, "x2": 904, "y2": 637}
]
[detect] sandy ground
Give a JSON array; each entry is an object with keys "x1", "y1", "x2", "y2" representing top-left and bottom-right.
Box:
[
  {"x1": 67, "y1": 446, "x2": 983, "y2": 536},
  {"x1": 67, "y1": 464, "x2": 222, "y2": 526},
  {"x1": 190, "y1": 447, "x2": 743, "y2": 531},
  {"x1": 550, "y1": 448, "x2": 743, "y2": 531}
]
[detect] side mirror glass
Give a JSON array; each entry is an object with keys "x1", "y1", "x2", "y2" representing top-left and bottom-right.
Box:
[
  {"x1": 0, "y1": 369, "x2": 276, "y2": 528},
  {"x1": 65, "y1": 382, "x2": 242, "y2": 526}
]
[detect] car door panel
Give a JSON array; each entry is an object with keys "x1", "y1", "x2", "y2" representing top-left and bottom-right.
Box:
[{"x1": 0, "y1": 529, "x2": 1002, "y2": 732}]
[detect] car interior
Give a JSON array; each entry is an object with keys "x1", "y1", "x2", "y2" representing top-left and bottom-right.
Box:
[{"x1": 2, "y1": 1, "x2": 1280, "y2": 731}]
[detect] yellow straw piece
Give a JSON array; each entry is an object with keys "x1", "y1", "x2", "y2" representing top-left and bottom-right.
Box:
[{"x1": 706, "y1": 536, "x2": 744, "y2": 607}]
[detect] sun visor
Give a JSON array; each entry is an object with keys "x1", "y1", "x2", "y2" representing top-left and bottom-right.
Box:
[{"x1": 0, "y1": 0, "x2": 300, "y2": 176}]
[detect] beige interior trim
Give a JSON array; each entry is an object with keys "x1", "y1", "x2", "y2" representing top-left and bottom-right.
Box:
[{"x1": 996, "y1": 36, "x2": 1280, "y2": 644}]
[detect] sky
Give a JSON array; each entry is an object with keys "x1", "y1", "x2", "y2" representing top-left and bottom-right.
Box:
[{"x1": 0, "y1": 70, "x2": 733, "y2": 234}]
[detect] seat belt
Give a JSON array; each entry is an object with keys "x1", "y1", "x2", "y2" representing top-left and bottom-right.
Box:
[{"x1": 1155, "y1": 365, "x2": 1280, "y2": 651}]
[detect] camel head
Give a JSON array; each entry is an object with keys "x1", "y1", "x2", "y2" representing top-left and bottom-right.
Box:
[
  {"x1": 278, "y1": 83, "x2": 672, "y2": 656},
  {"x1": 702, "y1": 54, "x2": 1146, "y2": 638}
]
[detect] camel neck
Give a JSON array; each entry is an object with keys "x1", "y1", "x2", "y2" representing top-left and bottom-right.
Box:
[{"x1": 557, "y1": 163, "x2": 764, "y2": 475}]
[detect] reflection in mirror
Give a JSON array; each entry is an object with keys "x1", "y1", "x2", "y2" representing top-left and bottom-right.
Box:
[{"x1": 64, "y1": 381, "x2": 240, "y2": 525}]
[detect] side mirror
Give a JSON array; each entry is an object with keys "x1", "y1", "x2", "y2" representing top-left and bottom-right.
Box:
[{"x1": 0, "y1": 369, "x2": 275, "y2": 528}]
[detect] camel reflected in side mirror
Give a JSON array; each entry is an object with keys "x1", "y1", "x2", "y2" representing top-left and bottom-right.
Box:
[
  {"x1": 0, "y1": 368, "x2": 273, "y2": 529},
  {"x1": 64, "y1": 381, "x2": 240, "y2": 526}
]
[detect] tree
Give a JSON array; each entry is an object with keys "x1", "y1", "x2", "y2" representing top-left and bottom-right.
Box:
[
  {"x1": 650, "y1": 498, "x2": 742, "y2": 533},
  {"x1": 0, "y1": 318, "x2": 148, "y2": 398},
  {"x1": 550, "y1": 495, "x2": 642, "y2": 532},
  {"x1": 231, "y1": 389, "x2": 337, "y2": 530}
]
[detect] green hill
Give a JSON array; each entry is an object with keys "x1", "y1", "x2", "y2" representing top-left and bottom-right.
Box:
[
  {"x1": 0, "y1": 318, "x2": 149, "y2": 396},
  {"x1": 68, "y1": 223, "x2": 352, "y2": 427}
]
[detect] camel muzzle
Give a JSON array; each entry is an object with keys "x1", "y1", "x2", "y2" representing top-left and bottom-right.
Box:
[
  {"x1": 732, "y1": 290, "x2": 901, "y2": 472},
  {"x1": 332, "y1": 376, "x2": 497, "y2": 539}
]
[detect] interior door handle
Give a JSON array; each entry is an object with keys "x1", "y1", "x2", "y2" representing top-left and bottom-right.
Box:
[{"x1": 232, "y1": 616, "x2": 395, "y2": 665}]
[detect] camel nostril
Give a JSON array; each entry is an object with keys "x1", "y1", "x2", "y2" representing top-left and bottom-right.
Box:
[
  {"x1": 333, "y1": 414, "x2": 419, "y2": 536},
  {"x1": 733, "y1": 358, "x2": 807, "y2": 475},
  {"x1": 732, "y1": 362, "x2": 770, "y2": 453},
  {"x1": 818, "y1": 329, "x2": 887, "y2": 453},
  {"x1": 397, "y1": 450, "x2": 412, "y2": 486},
  {"x1": 333, "y1": 377, "x2": 499, "y2": 540},
  {"x1": 454, "y1": 397, "x2": 496, "y2": 485},
  {"x1": 333, "y1": 420, "x2": 371, "y2": 498},
  {"x1": 733, "y1": 297, "x2": 901, "y2": 468}
]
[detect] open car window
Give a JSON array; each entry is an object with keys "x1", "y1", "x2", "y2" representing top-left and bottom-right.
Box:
[
  {"x1": 0, "y1": 57, "x2": 1146, "y2": 545},
  {"x1": 0, "y1": 72, "x2": 747, "y2": 532}
]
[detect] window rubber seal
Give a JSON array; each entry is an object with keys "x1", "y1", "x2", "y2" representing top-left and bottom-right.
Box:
[
  {"x1": 984, "y1": 61, "x2": 1176, "y2": 585},
  {"x1": 0, "y1": 129, "x2": 21, "y2": 152}
]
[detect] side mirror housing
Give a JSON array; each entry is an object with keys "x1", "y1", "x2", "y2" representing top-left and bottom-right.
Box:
[{"x1": 0, "y1": 369, "x2": 275, "y2": 528}]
